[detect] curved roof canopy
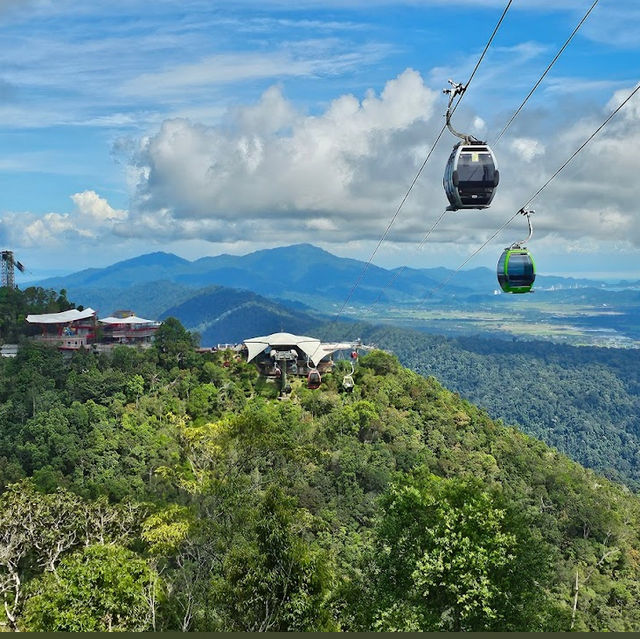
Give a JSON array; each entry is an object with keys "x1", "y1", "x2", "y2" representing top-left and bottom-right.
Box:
[
  {"x1": 26, "y1": 308, "x2": 96, "y2": 324},
  {"x1": 310, "y1": 342, "x2": 360, "y2": 362},
  {"x1": 244, "y1": 332, "x2": 322, "y2": 365}
]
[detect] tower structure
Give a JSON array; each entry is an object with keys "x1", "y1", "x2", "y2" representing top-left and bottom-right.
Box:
[{"x1": 1, "y1": 251, "x2": 25, "y2": 288}]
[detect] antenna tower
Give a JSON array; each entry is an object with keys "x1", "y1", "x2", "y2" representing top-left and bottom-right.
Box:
[{"x1": 1, "y1": 250, "x2": 26, "y2": 288}]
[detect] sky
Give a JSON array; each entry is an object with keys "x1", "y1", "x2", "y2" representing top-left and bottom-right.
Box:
[{"x1": 0, "y1": 0, "x2": 639, "y2": 282}]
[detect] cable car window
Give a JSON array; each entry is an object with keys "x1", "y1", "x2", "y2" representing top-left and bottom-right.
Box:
[
  {"x1": 458, "y1": 153, "x2": 495, "y2": 185},
  {"x1": 497, "y1": 252, "x2": 507, "y2": 274},
  {"x1": 508, "y1": 253, "x2": 535, "y2": 286}
]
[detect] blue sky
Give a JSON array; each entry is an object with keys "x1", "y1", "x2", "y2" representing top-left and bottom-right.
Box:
[{"x1": 0, "y1": 0, "x2": 639, "y2": 281}]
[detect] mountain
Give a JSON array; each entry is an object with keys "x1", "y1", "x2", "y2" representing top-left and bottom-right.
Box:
[
  {"x1": 64, "y1": 280, "x2": 199, "y2": 319},
  {"x1": 160, "y1": 286, "x2": 325, "y2": 345},
  {"x1": 2, "y1": 337, "x2": 640, "y2": 630},
  {"x1": 32, "y1": 244, "x2": 640, "y2": 346},
  {"x1": 36, "y1": 243, "x2": 616, "y2": 309},
  {"x1": 37, "y1": 252, "x2": 192, "y2": 290}
]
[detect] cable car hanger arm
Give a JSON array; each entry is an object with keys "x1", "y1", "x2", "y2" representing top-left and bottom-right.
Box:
[
  {"x1": 511, "y1": 209, "x2": 534, "y2": 249},
  {"x1": 444, "y1": 79, "x2": 481, "y2": 144}
]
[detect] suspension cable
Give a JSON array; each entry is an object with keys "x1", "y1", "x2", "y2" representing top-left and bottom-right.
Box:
[
  {"x1": 333, "y1": 122, "x2": 447, "y2": 319},
  {"x1": 366, "y1": 209, "x2": 449, "y2": 311},
  {"x1": 493, "y1": 0, "x2": 600, "y2": 145},
  {"x1": 357, "y1": 0, "x2": 595, "y2": 312},
  {"x1": 430, "y1": 81, "x2": 640, "y2": 297},
  {"x1": 332, "y1": 0, "x2": 514, "y2": 321}
]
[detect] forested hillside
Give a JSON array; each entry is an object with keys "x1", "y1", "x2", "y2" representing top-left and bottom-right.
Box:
[
  {"x1": 318, "y1": 322, "x2": 640, "y2": 489},
  {"x1": 160, "y1": 286, "x2": 323, "y2": 344},
  {"x1": 1, "y1": 323, "x2": 640, "y2": 631}
]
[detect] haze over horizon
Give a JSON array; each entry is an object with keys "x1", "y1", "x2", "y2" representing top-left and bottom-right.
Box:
[{"x1": 1, "y1": 0, "x2": 639, "y2": 285}]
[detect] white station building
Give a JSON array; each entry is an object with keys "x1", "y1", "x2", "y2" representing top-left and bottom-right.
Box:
[{"x1": 243, "y1": 332, "x2": 363, "y2": 376}]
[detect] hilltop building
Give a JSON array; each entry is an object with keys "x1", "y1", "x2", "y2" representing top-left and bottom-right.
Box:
[
  {"x1": 26, "y1": 308, "x2": 97, "y2": 351},
  {"x1": 24, "y1": 308, "x2": 160, "y2": 353},
  {"x1": 243, "y1": 331, "x2": 364, "y2": 377},
  {"x1": 99, "y1": 314, "x2": 161, "y2": 347}
]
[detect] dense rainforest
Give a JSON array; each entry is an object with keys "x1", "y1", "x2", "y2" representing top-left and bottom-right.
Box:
[
  {"x1": 318, "y1": 322, "x2": 640, "y2": 490},
  {"x1": 1, "y1": 317, "x2": 640, "y2": 631}
]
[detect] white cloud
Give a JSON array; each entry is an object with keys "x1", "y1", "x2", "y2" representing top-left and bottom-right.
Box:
[
  {"x1": 306, "y1": 218, "x2": 338, "y2": 231},
  {"x1": 0, "y1": 190, "x2": 128, "y2": 248},
  {"x1": 124, "y1": 69, "x2": 438, "y2": 237},
  {"x1": 116, "y1": 75, "x2": 640, "y2": 255},
  {"x1": 120, "y1": 44, "x2": 389, "y2": 98},
  {"x1": 71, "y1": 190, "x2": 128, "y2": 222},
  {"x1": 509, "y1": 137, "x2": 545, "y2": 162}
]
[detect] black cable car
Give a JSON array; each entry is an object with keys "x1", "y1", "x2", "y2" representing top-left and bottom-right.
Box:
[
  {"x1": 497, "y1": 209, "x2": 536, "y2": 294},
  {"x1": 442, "y1": 80, "x2": 499, "y2": 211},
  {"x1": 307, "y1": 368, "x2": 321, "y2": 389},
  {"x1": 444, "y1": 142, "x2": 499, "y2": 211}
]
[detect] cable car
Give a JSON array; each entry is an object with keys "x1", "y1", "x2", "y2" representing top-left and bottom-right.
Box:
[
  {"x1": 342, "y1": 358, "x2": 356, "y2": 392},
  {"x1": 444, "y1": 142, "x2": 499, "y2": 211},
  {"x1": 442, "y1": 79, "x2": 499, "y2": 211},
  {"x1": 497, "y1": 208, "x2": 535, "y2": 294},
  {"x1": 497, "y1": 247, "x2": 535, "y2": 293},
  {"x1": 342, "y1": 374, "x2": 354, "y2": 392},
  {"x1": 307, "y1": 369, "x2": 321, "y2": 390}
]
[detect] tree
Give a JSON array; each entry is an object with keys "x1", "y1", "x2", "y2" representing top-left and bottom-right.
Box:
[
  {"x1": 352, "y1": 473, "x2": 556, "y2": 631},
  {"x1": 153, "y1": 317, "x2": 198, "y2": 370},
  {"x1": 0, "y1": 480, "x2": 146, "y2": 630},
  {"x1": 209, "y1": 487, "x2": 334, "y2": 631},
  {"x1": 22, "y1": 545, "x2": 160, "y2": 632}
]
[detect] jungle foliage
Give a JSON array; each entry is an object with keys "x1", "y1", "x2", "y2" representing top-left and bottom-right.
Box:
[
  {"x1": 1, "y1": 323, "x2": 640, "y2": 631},
  {"x1": 318, "y1": 322, "x2": 640, "y2": 489}
]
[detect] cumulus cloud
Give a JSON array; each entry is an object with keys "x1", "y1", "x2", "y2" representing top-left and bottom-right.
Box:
[
  {"x1": 71, "y1": 190, "x2": 127, "y2": 222},
  {"x1": 509, "y1": 137, "x2": 545, "y2": 162},
  {"x1": 123, "y1": 69, "x2": 439, "y2": 241},
  {"x1": 0, "y1": 190, "x2": 128, "y2": 248},
  {"x1": 118, "y1": 71, "x2": 640, "y2": 253},
  {"x1": 10, "y1": 73, "x2": 637, "y2": 260}
]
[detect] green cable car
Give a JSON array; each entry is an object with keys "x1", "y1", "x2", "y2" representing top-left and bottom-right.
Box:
[
  {"x1": 497, "y1": 247, "x2": 536, "y2": 293},
  {"x1": 497, "y1": 209, "x2": 536, "y2": 294}
]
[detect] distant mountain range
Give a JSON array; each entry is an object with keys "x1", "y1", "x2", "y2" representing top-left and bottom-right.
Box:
[
  {"x1": 31, "y1": 243, "x2": 640, "y2": 346},
  {"x1": 36, "y1": 242, "x2": 616, "y2": 307}
]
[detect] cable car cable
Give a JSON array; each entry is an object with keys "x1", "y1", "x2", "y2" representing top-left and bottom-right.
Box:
[
  {"x1": 429, "y1": 80, "x2": 640, "y2": 297},
  {"x1": 332, "y1": 0, "x2": 514, "y2": 322},
  {"x1": 366, "y1": 209, "x2": 449, "y2": 311},
  {"x1": 333, "y1": 122, "x2": 448, "y2": 320},
  {"x1": 459, "y1": 0, "x2": 514, "y2": 102},
  {"x1": 522, "y1": 81, "x2": 640, "y2": 210},
  {"x1": 493, "y1": 0, "x2": 600, "y2": 145},
  {"x1": 363, "y1": 0, "x2": 517, "y2": 310}
]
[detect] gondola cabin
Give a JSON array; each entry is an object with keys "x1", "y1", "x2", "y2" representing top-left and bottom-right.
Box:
[
  {"x1": 444, "y1": 142, "x2": 499, "y2": 211},
  {"x1": 497, "y1": 248, "x2": 535, "y2": 294},
  {"x1": 307, "y1": 369, "x2": 321, "y2": 389}
]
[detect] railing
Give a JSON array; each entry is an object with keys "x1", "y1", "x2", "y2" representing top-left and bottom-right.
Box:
[{"x1": 107, "y1": 329, "x2": 157, "y2": 339}]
